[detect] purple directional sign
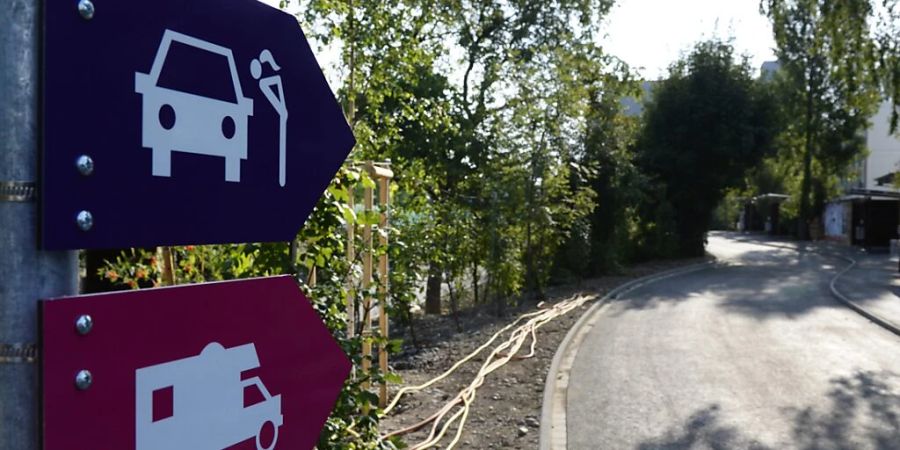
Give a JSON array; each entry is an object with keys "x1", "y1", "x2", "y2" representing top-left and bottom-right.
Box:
[{"x1": 42, "y1": 0, "x2": 354, "y2": 249}]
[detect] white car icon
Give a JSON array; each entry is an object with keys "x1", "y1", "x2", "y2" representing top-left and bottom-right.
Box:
[{"x1": 135, "y1": 29, "x2": 253, "y2": 182}]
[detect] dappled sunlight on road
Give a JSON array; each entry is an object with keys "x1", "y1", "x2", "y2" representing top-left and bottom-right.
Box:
[
  {"x1": 786, "y1": 370, "x2": 900, "y2": 450},
  {"x1": 609, "y1": 263, "x2": 837, "y2": 321},
  {"x1": 606, "y1": 233, "x2": 859, "y2": 321},
  {"x1": 635, "y1": 370, "x2": 900, "y2": 450},
  {"x1": 637, "y1": 404, "x2": 773, "y2": 450}
]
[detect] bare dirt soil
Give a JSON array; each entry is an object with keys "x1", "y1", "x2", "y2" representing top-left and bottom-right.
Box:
[{"x1": 381, "y1": 257, "x2": 709, "y2": 449}]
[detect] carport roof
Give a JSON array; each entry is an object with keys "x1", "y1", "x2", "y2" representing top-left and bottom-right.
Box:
[
  {"x1": 835, "y1": 188, "x2": 900, "y2": 201},
  {"x1": 876, "y1": 172, "x2": 895, "y2": 186},
  {"x1": 752, "y1": 193, "x2": 790, "y2": 202}
]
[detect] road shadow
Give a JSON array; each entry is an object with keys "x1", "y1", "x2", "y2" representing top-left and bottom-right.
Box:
[
  {"x1": 607, "y1": 238, "x2": 900, "y2": 321},
  {"x1": 787, "y1": 370, "x2": 900, "y2": 450},
  {"x1": 611, "y1": 262, "x2": 841, "y2": 320},
  {"x1": 709, "y1": 265, "x2": 835, "y2": 320},
  {"x1": 636, "y1": 404, "x2": 773, "y2": 450},
  {"x1": 635, "y1": 371, "x2": 900, "y2": 450}
]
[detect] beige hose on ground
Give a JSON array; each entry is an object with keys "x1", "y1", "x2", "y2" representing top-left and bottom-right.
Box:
[{"x1": 380, "y1": 293, "x2": 597, "y2": 449}]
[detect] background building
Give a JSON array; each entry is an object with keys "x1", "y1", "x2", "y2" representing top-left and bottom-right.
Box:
[{"x1": 825, "y1": 100, "x2": 900, "y2": 249}]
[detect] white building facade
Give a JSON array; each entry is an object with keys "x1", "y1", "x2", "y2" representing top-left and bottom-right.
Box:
[{"x1": 825, "y1": 100, "x2": 900, "y2": 247}]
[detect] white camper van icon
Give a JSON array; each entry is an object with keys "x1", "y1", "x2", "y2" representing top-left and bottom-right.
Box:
[
  {"x1": 135, "y1": 30, "x2": 254, "y2": 182},
  {"x1": 135, "y1": 342, "x2": 283, "y2": 450}
]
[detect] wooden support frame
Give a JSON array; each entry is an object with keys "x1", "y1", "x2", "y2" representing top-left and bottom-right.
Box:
[
  {"x1": 377, "y1": 173, "x2": 391, "y2": 407},
  {"x1": 361, "y1": 180, "x2": 374, "y2": 393},
  {"x1": 346, "y1": 161, "x2": 393, "y2": 410},
  {"x1": 346, "y1": 193, "x2": 356, "y2": 339}
]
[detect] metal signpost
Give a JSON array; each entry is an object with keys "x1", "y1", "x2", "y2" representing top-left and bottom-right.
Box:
[
  {"x1": 42, "y1": 276, "x2": 351, "y2": 450},
  {"x1": 42, "y1": 0, "x2": 355, "y2": 249},
  {"x1": 1, "y1": 1, "x2": 79, "y2": 448}
]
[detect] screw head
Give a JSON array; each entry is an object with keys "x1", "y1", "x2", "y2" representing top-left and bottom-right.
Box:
[
  {"x1": 75, "y1": 315, "x2": 93, "y2": 335},
  {"x1": 75, "y1": 370, "x2": 92, "y2": 390},
  {"x1": 76, "y1": 210, "x2": 93, "y2": 231},
  {"x1": 77, "y1": 0, "x2": 94, "y2": 19},
  {"x1": 75, "y1": 155, "x2": 94, "y2": 176}
]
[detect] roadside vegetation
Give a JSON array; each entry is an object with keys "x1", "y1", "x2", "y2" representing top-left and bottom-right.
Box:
[
  {"x1": 720, "y1": 0, "x2": 900, "y2": 237},
  {"x1": 90, "y1": 0, "x2": 898, "y2": 448}
]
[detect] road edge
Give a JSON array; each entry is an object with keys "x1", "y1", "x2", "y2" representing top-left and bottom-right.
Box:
[{"x1": 538, "y1": 261, "x2": 716, "y2": 450}]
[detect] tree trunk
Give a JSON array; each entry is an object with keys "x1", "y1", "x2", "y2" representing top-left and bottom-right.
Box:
[
  {"x1": 493, "y1": 288, "x2": 505, "y2": 317},
  {"x1": 425, "y1": 263, "x2": 442, "y2": 314},
  {"x1": 446, "y1": 277, "x2": 461, "y2": 332},
  {"x1": 160, "y1": 247, "x2": 176, "y2": 286},
  {"x1": 799, "y1": 61, "x2": 817, "y2": 241},
  {"x1": 402, "y1": 302, "x2": 419, "y2": 349},
  {"x1": 524, "y1": 217, "x2": 536, "y2": 298},
  {"x1": 798, "y1": 156, "x2": 813, "y2": 240},
  {"x1": 471, "y1": 261, "x2": 479, "y2": 304}
]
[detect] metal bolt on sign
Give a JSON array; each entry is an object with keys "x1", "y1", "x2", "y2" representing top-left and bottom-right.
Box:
[
  {"x1": 75, "y1": 155, "x2": 94, "y2": 176},
  {"x1": 74, "y1": 370, "x2": 92, "y2": 390},
  {"x1": 75, "y1": 315, "x2": 93, "y2": 335},
  {"x1": 76, "y1": 210, "x2": 93, "y2": 231},
  {"x1": 77, "y1": 0, "x2": 94, "y2": 20}
]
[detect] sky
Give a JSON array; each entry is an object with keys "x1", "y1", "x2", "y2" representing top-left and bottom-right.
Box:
[
  {"x1": 260, "y1": 0, "x2": 778, "y2": 81},
  {"x1": 600, "y1": 0, "x2": 777, "y2": 79}
]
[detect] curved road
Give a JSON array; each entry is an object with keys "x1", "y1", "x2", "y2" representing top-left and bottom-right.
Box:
[{"x1": 567, "y1": 233, "x2": 900, "y2": 449}]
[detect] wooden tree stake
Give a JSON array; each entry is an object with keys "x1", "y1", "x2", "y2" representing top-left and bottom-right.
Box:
[{"x1": 377, "y1": 173, "x2": 391, "y2": 408}]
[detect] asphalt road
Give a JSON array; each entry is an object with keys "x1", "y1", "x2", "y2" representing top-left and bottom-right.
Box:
[{"x1": 566, "y1": 233, "x2": 900, "y2": 450}]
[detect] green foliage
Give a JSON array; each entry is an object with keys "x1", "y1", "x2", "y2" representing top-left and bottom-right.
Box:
[
  {"x1": 873, "y1": 1, "x2": 900, "y2": 133},
  {"x1": 580, "y1": 67, "x2": 644, "y2": 273},
  {"x1": 761, "y1": 0, "x2": 886, "y2": 237},
  {"x1": 297, "y1": 0, "x2": 634, "y2": 310},
  {"x1": 99, "y1": 243, "x2": 288, "y2": 289},
  {"x1": 95, "y1": 1, "x2": 723, "y2": 447},
  {"x1": 635, "y1": 40, "x2": 778, "y2": 256}
]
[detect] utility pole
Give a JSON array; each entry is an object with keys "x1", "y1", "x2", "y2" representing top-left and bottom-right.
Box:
[{"x1": 1, "y1": 0, "x2": 79, "y2": 448}]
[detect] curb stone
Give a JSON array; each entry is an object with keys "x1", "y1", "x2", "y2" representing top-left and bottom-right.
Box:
[{"x1": 826, "y1": 254, "x2": 900, "y2": 337}]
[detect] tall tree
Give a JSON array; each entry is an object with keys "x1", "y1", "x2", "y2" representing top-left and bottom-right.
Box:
[
  {"x1": 581, "y1": 66, "x2": 641, "y2": 274},
  {"x1": 761, "y1": 0, "x2": 883, "y2": 238},
  {"x1": 423, "y1": 0, "x2": 618, "y2": 311},
  {"x1": 636, "y1": 40, "x2": 778, "y2": 256},
  {"x1": 874, "y1": 0, "x2": 900, "y2": 133}
]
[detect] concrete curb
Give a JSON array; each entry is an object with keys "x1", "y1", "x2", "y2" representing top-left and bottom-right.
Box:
[
  {"x1": 732, "y1": 238, "x2": 900, "y2": 337},
  {"x1": 826, "y1": 253, "x2": 900, "y2": 337},
  {"x1": 538, "y1": 261, "x2": 716, "y2": 450}
]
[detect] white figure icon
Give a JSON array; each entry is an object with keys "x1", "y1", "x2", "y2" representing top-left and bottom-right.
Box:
[
  {"x1": 135, "y1": 342, "x2": 283, "y2": 450},
  {"x1": 251, "y1": 50, "x2": 289, "y2": 187},
  {"x1": 135, "y1": 30, "x2": 254, "y2": 182}
]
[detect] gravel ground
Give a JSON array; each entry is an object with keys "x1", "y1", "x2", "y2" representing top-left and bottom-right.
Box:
[{"x1": 380, "y1": 257, "x2": 709, "y2": 449}]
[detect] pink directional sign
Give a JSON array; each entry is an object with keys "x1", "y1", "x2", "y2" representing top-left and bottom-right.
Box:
[{"x1": 41, "y1": 276, "x2": 350, "y2": 450}]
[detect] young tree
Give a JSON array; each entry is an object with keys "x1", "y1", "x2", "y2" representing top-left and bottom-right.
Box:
[{"x1": 636, "y1": 40, "x2": 778, "y2": 256}]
